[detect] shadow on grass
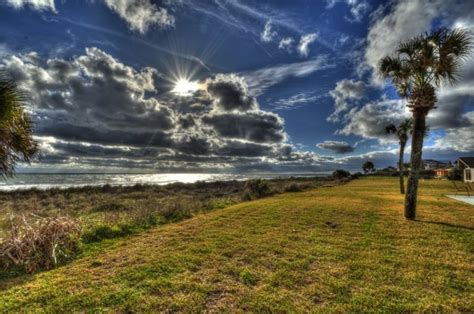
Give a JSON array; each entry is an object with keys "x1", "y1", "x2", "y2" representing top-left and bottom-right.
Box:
[
  {"x1": 0, "y1": 269, "x2": 34, "y2": 292},
  {"x1": 415, "y1": 220, "x2": 474, "y2": 231}
]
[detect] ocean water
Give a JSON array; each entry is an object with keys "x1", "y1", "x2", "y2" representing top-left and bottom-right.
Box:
[{"x1": 0, "y1": 172, "x2": 329, "y2": 191}]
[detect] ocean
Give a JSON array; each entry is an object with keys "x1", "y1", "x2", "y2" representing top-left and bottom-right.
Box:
[{"x1": 0, "y1": 172, "x2": 329, "y2": 191}]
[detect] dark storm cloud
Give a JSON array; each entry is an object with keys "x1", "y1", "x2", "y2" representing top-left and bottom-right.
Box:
[
  {"x1": 316, "y1": 140, "x2": 355, "y2": 154},
  {"x1": 215, "y1": 141, "x2": 274, "y2": 157},
  {"x1": 1, "y1": 48, "x2": 306, "y2": 171},
  {"x1": 36, "y1": 124, "x2": 173, "y2": 147},
  {"x1": 202, "y1": 112, "x2": 286, "y2": 143},
  {"x1": 206, "y1": 74, "x2": 257, "y2": 112}
]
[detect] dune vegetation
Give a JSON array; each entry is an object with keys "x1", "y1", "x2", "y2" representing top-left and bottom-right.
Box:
[{"x1": 0, "y1": 177, "x2": 472, "y2": 312}]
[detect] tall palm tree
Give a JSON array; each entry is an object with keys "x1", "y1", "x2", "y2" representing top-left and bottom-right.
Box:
[
  {"x1": 0, "y1": 72, "x2": 38, "y2": 177},
  {"x1": 386, "y1": 118, "x2": 413, "y2": 194},
  {"x1": 379, "y1": 28, "x2": 472, "y2": 219}
]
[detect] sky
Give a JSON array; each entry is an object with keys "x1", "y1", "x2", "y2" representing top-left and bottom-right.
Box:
[{"x1": 0, "y1": 0, "x2": 473, "y2": 173}]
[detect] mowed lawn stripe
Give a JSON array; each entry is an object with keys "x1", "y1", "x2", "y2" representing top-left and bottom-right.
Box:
[{"x1": 0, "y1": 177, "x2": 472, "y2": 312}]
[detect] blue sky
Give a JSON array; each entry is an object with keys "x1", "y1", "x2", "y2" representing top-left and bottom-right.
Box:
[{"x1": 0, "y1": 0, "x2": 473, "y2": 173}]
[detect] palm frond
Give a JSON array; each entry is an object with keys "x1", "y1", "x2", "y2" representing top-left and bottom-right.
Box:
[{"x1": 0, "y1": 72, "x2": 38, "y2": 177}]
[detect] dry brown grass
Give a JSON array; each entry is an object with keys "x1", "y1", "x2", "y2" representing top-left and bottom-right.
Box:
[{"x1": 0, "y1": 215, "x2": 81, "y2": 273}]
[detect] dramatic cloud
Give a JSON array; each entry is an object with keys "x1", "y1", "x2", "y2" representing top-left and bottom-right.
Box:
[
  {"x1": 433, "y1": 112, "x2": 474, "y2": 152},
  {"x1": 365, "y1": 0, "x2": 445, "y2": 76},
  {"x1": 278, "y1": 37, "x2": 294, "y2": 52},
  {"x1": 328, "y1": 79, "x2": 365, "y2": 122},
  {"x1": 1, "y1": 48, "x2": 174, "y2": 146},
  {"x1": 0, "y1": 48, "x2": 301, "y2": 171},
  {"x1": 298, "y1": 33, "x2": 317, "y2": 57},
  {"x1": 317, "y1": 140, "x2": 355, "y2": 154},
  {"x1": 242, "y1": 56, "x2": 333, "y2": 96},
  {"x1": 260, "y1": 20, "x2": 277, "y2": 42},
  {"x1": 337, "y1": 99, "x2": 409, "y2": 141},
  {"x1": 3, "y1": 0, "x2": 55, "y2": 11},
  {"x1": 203, "y1": 112, "x2": 286, "y2": 143},
  {"x1": 104, "y1": 0, "x2": 175, "y2": 33},
  {"x1": 206, "y1": 74, "x2": 257, "y2": 112}
]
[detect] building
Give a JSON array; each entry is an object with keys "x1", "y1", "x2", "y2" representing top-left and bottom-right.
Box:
[
  {"x1": 434, "y1": 168, "x2": 450, "y2": 178},
  {"x1": 456, "y1": 157, "x2": 474, "y2": 183}
]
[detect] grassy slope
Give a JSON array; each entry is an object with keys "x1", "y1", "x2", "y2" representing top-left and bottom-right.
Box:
[{"x1": 0, "y1": 177, "x2": 473, "y2": 312}]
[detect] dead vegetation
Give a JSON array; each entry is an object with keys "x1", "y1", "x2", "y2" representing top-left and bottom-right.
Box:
[{"x1": 0, "y1": 215, "x2": 81, "y2": 273}]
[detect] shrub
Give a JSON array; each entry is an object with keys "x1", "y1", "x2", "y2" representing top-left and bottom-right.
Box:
[
  {"x1": 332, "y1": 169, "x2": 351, "y2": 180},
  {"x1": 161, "y1": 206, "x2": 192, "y2": 223},
  {"x1": 0, "y1": 215, "x2": 82, "y2": 273},
  {"x1": 284, "y1": 182, "x2": 304, "y2": 192},
  {"x1": 241, "y1": 179, "x2": 273, "y2": 200}
]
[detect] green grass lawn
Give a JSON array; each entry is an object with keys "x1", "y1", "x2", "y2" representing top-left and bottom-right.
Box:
[{"x1": 0, "y1": 177, "x2": 473, "y2": 312}]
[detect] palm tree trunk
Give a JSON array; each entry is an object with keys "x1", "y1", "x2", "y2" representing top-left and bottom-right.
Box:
[
  {"x1": 399, "y1": 141, "x2": 406, "y2": 194},
  {"x1": 404, "y1": 111, "x2": 426, "y2": 219}
]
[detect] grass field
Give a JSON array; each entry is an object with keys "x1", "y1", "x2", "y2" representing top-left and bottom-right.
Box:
[{"x1": 0, "y1": 177, "x2": 473, "y2": 312}]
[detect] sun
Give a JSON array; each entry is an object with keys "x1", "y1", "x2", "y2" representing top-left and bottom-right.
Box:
[{"x1": 172, "y1": 78, "x2": 199, "y2": 96}]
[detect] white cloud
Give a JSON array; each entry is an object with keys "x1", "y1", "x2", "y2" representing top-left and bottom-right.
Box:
[
  {"x1": 360, "y1": 0, "x2": 474, "y2": 151},
  {"x1": 433, "y1": 112, "x2": 474, "y2": 152},
  {"x1": 4, "y1": 0, "x2": 55, "y2": 11},
  {"x1": 241, "y1": 56, "x2": 334, "y2": 96},
  {"x1": 328, "y1": 79, "x2": 365, "y2": 122},
  {"x1": 298, "y1": 33, "x2": 317, "y2": 57},
  {"x1": 345, "y1": 0, "x2": 369, "y2": 22},
  {"x1": 364, "y1": 0, "x2": 462, "y2": 81},
  {"x1": 325, "y1": 0, "x2": 370, "y2": 22},
  {"x1": 260, "y1": 20, "x2": 277, "y2": 42},
  {"x1": 271, "y1": 91, "x2": 322, "y2": 111},
  {"x1": 104, "y1": 0, "x2": 175, "y2": 34},
  {"x1": 278, "y1": 37, "x2": 294, "y2": 52},
  {"x1": 337, "y1": 99, "x2": 410, "y2": 142}
]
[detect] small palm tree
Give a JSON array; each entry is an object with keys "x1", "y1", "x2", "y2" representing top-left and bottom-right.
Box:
[
  {"x1": 386, "y1": 118, "x2": 413, "y2": 194},
  {"x1": 0, "y1": 73, "x2": 38, "y2": 177},
  {"x1": 379, "y1": 28, "x2": 472, "y2": 219}
]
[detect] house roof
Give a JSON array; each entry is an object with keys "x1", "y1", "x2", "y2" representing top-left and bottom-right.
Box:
[{"x1": 458, "y1": 157, "x2": 474, "y2": 168}]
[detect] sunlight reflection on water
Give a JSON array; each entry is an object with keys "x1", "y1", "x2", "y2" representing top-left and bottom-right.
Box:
[{"x1": 0, "y1": 172, "x2": 328, "y2": 191}]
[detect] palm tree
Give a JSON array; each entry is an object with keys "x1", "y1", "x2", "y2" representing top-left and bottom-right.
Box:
[
  {"x1": 0, "y1": 72, "x2": 38, "y2": 177},
  {"x1": 379, "y1": 28, "x2": 472, "y2": 219},
  {"x1": 386, "y1": 118, "x2": 413, "y2": 194}
]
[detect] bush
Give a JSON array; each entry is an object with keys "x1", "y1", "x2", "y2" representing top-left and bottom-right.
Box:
[
  {"x1": 82, "y1": 223, "x2": 135, "y2": 243},
  {"x1": 284, "y1": 183, "x2": 303, "y2": 192},
  {"x1": 241, "y1": 179, "x2": 273, "y2": 200},
  {"x1": 0, "y1": 216, "x2": 82, "y2": 273},
  {"x1": 332, "y1": 169, "x2": 351, "y2": 180},
  {"x1": 161, "y1": 206, "x2": 192, "y2": 223}
]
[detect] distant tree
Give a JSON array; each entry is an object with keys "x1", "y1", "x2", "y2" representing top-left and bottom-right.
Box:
[
  {"x1": 386, "y1": 118, "x2": 413, "y2": 194},
  {"x1": 379, "y1": 28, "x2": 472, "y2": 219},
  {"x1": 362, "y1": 161, "x2": 375, "y2": 174},
  {"x1": 332, "y1": 169, "x2": 351, "y2": 180},
  {"x1": 0, "y1": 73, "x2": 38, "y2": 177}
]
